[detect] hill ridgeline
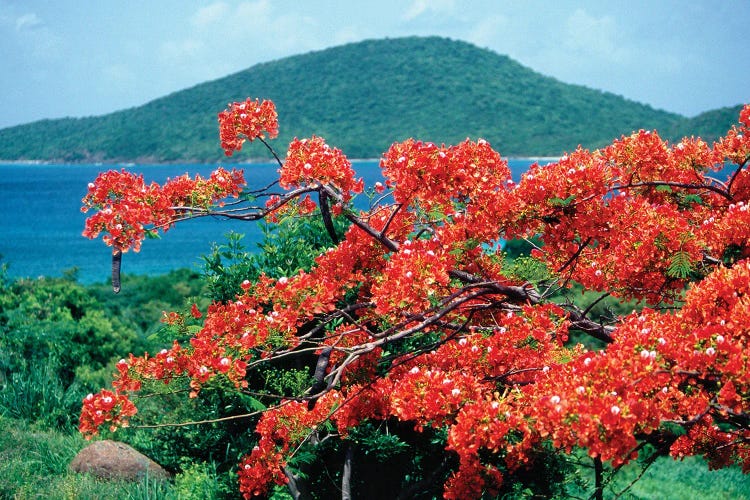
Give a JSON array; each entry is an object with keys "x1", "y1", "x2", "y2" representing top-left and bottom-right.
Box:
[{"x1": 0, "y1": 36, "x2": 743, "y2": 163}]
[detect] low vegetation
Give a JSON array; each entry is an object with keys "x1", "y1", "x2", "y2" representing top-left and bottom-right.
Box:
[{"x1": 1, "y1": 219, "x2": 748, "y2": 498}]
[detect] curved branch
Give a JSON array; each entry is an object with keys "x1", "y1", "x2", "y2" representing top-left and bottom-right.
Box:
[
  {"x1": 312, "y1": 183, "x2": 401, "y2": 252},
  {"x1": 580, "y1": 292, "x2": 612, "y2": 319},
  {"x1": 326, "y1": 289, "x2": 494, "y2": 390},
  {"x1": 564, "y1": 306, "x2": 616, "y2": 343},
  {"x1": 615, "y1": 180, "x2": 732, "y2": 201},
  {"x1": 307, "y1": 346, "x2": 332, "y2": 410},
  {"x1": 168, "y1": 185, "x2": 321, "y2": 223},
  {"x1": 257, "y1": 136, "x2": 284, "y2": 168},
  {"x1": 725, "y1": 158, "x2": 748, "y2": 195},
  {"x1": 556, "y1": 237, "x2": 592, "y2": 274},
  {"x1": 318, "y1": 190, "x2": 340, "y2": 244},
  {"x1": 448, "y1": 270, "x2": 541, "y2": 304}
]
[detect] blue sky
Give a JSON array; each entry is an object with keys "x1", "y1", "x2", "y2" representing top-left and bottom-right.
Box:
[{"x1": 1, "y1": 0, "x2": 748, "y2": 129}]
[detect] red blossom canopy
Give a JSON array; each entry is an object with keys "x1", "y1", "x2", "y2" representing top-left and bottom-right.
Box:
[{"x1": 80, "y1": 99, "x2": 750, "y2": 498}]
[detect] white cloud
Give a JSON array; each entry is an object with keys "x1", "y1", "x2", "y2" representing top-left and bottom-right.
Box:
[
  {"x1": 15, "y1": 12, "x2": 42, "y2": 32},
  {"x1": 331, "y1": 26, "x2": 362, "y2": 47},
  {"x1": 101, "y1": 63, "x2": 138, "y2": 91},
  {"x1": 563, "y1": 8, "x2": 629, "y2": 63},
  {"x1": 191, "y1": 2, "x2": 230, "y2": 28},
  {"x1": 233, "y1": 0, "x2": 273, "y2": 26},
  {"x1": 6, "y1": 9, "x2": 62, "y2": 61},
  {"x1": 187, "y1": 0, "x2": 274, "y2": 33},
  {"x1": 465, "y1": 15, "x2": 509, "y2": 49},
  {"x1": 403, "y1": 0, "x2": 456, "y2": 21},
  {"x1": 160, "y1": 38, "x2": 205, "y2": 60},
  {"x1": 161, "y1": 0, "x2": 325, "y2": 69}
]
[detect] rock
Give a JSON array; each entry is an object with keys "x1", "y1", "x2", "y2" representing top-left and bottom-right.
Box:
[{"x1": 70, "y1": 440, "x2": 171, "y2": 481}]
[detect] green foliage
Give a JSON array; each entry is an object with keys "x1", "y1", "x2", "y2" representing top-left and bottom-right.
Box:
[
  {"x1": 497, "y1": 444, "x2": 577, "y2": 499},
  {"x1": 284, "y1": 420, "x2": 452, "y2": 499},
  {"x1": 0, "y1": 269, "x2": 206, "y2": 430},
  {"x1": 201, "y1": 232, "x2": 257, "y2": 303},
  {"x1": 203, "y1": 214, "x2": 347, "y2": 302},
  {"x1": 117, "y1": 377, "x2": 259, "y2": 479},
  {"x1": 667, "y1": 104, "x2": 746, "y2": 145},
  {"x1": 0, "y1": 36, "x2": 724, "y2": 163},
  {"x1": 261, "y1": 366, "x2": 312, "y2": 397},
  {"x1": 173, "y1": 461, "x2": 233, "y2": 500},
  {"x1": 0, "y1": 357, "x2": 85, "y2": 429},
  {"x1": 0, "y1": 276, "x2": 135, "y2": 380},
  {"x1": 504, "y1": 254, "x2": 554, "y2": 285},
  {"x1": 502, "y1": 236, "x2": 542, "y2": 260},
  {"x1": 565, "y1": 450, "x2": 750, "y2": 500},
  {"x1": 87, "y1": 268, "x2": 208, "y2": 337},
  {"x1": 0, "y1": 275, "x2": 138, "y2": 428},
  {"x1": 667, "y1": 250, "x2": 695, "y2": 279}
]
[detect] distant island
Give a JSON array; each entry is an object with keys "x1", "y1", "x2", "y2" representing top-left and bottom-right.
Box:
[{"x1": 0, "y1": 36, "x2": 743, "y2": 163}]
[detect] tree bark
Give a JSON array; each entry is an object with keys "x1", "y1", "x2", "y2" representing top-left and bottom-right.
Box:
[
  {"x1": 593, "y1": 456, "x2": 604, "y2": 500},
  {"x1": 111, "y1": 249, "x2": 122, "y2": 293},
  {"x1": 341, "y1": 444, "x2": 354, "y2": 500},
  {"x1": 284, "y1": 467, "x2": 302, "y2": 499},
  {"x1": 318, "y1": 190, "x2": 340, "y2": 244}
]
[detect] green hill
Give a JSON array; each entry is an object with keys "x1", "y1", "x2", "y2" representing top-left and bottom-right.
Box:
[
  {"x1": 0, "y1": 36, "x2": 741, "y2": 163},
  {"x1": 667, "y1": 104, "x2": 745, "y2": 144}
]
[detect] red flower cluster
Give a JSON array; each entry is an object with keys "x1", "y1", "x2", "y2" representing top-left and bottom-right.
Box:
[
  {"x1": 82, "y1": 167, "x2": 245, "y2": 252},
  {"x1": 521, "y1": 259, "x2": 750, "y2": 470},
  {"x1": 218, "y1": 98, "x2": 279, "y2": 156},
  {"x1": 503, "y1": 125, "x2": 748, "y2": 303},
  {"x1": 380, "y1": 138, "x2": 511, "y2": 213},
  {"x1": 371, "y1": 237, "x2": 454, "y2": 316},
  {"x1": 238, "y1": 393, "x2": 340, "y2": 497},
  {"x1": 282, "y1": 136, "x2": 364, "y2": 202},
  {"x1": 79, "y1": 389, "x2": 137, "y2": 436}
]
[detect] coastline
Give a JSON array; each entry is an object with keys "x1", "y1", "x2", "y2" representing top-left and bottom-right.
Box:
[{"x1": 0, "y1": 155, "x2": 561, "y2": 166}]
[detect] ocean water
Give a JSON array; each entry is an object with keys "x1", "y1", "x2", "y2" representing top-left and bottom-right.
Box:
[{"x1": 0, "y1": 159, "x2": 537, "y2": 284}]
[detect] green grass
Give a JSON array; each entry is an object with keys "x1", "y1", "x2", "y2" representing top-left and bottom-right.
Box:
[
  {"x1": 0, "y1": 416, "x2": 173, "y2": 500},
  {"x1": 612, "y1": 456, "x2": 750, "y2": 500},
  {"x1": 2, "y1": 412, "x2": 749, "y2": 499},
  {"x1": 565, "y1": 452, "x2": 750, "y2": 500}
]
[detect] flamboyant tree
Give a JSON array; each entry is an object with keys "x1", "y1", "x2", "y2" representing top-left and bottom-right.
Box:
[{"x1": 80, "y1": 96, "x2": 750, "y2": 498}]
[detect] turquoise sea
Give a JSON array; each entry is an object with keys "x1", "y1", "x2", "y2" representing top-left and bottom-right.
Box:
[{"x1": 0, "y1": 159, "x2": 537, "y2": 283}]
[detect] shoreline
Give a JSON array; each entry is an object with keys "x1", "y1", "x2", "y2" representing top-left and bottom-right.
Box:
[{"x1": 0, "y1": 156, "x2": 561, "y2": 167}]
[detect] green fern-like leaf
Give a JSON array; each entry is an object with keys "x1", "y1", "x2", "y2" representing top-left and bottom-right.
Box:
[{"x1": 667, "y1": 250, "x2": 693, "y2": 279}]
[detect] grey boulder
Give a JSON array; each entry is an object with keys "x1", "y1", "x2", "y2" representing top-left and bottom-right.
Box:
[{"x1": 70, "y1": 440, "x2": 170, "y2": 481}]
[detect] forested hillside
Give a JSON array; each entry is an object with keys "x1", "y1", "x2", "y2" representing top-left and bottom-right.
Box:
[{"x1": 0, "y1": 36, "x2": 740, "y2": 162}]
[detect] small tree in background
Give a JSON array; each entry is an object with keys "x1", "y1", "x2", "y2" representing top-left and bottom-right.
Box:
[{"x1": 79, "y1": 97, "x2": 750, "y2": 498}]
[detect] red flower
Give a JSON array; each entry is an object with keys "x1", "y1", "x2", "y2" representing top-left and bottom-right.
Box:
[
  {"x1": 218, "y1": 98, "x2": 279, "y2": 156},
  {"x1": 190, "y1": 303, "x2": 202, "y2": 319}
]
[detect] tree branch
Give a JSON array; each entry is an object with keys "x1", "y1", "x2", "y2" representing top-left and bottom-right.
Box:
[
  {"x1": 616, "y1": 180, "x2": 732, "y2": 200},
  {"x1": 308, "y1": 346, "x2": 332, "y2": 410},
  {"x1": 319, "y1": 190, "x2": 340, "y2": 244},
  {"x1": 258, "y1": 136, "x2": 284, "y2": 168},
  {"x1": 592, "y1": 456, "x2": 604, "y2": 500},
  {"x1": 284, "y1": 467, "x2": 302, "y2": 499},
  {"x1": 111, "y1": 249, "x2": 122, "y2": 293},
  {"x1": 564, "y1": 306, "x2": 616, "y2": 343},
  {"x1": 448, "y1": 270, "x2": 541, "y2": 304}
]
